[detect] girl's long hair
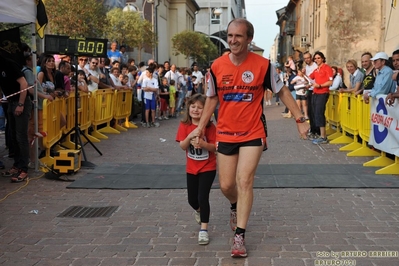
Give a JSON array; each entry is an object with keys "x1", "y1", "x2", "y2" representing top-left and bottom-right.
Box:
[{"x1": 181, "y1": 93, "x2": 211, "y2": 127}]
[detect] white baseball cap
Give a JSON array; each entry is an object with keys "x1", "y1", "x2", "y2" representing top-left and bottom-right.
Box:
[{"x1": 370, "y1": 52, "x2": 389, "y2": 61}]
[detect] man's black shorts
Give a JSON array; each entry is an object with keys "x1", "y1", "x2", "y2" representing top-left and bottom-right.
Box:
[{"x1": 216, "y1": 139, "x2": 263, "y2": 155}]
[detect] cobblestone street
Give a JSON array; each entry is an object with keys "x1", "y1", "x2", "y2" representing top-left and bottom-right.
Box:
[{"x1": 1, "y1": 102, "x2": 398, "y2": 266}]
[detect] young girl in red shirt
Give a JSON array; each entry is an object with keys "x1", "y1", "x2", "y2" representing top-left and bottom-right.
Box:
[{"x1": 175, "y1": 94, "x2": 217, "y2": 245}]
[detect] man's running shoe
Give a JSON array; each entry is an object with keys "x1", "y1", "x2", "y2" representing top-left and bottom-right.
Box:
[
  {"x1": 230, "y1": 209, "x2": 237, "y2": 231},
  {"x1": 231, "y1": 233, "x2": 247, "y2": 258}
]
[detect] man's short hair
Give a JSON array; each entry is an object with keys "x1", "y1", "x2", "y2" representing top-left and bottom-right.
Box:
[
  {"x1": 227, "y1": 18, "x2": 254, "y2": 39},
  {"x1": 361, "y1": 52, "x2": 373, "y2": 58}
]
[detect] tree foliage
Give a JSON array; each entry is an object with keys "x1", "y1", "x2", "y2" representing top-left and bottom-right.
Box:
[
  {"x1": 45, "y1": 0, "x2": 106, "y2": 37},
  {"x1": 172, "y1": 30, "x2": 218, "y2": 66},
  {"x1": 0, "y1": 23, "x2": 31, "y2": 44},
  {"x1": 104, "y1": 8, "x2": 157, "y2": 62}
]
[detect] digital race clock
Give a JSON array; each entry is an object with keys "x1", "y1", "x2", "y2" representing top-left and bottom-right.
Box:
[{"x1": 45, "y1": 35, "x2": 108, "y2": 57}]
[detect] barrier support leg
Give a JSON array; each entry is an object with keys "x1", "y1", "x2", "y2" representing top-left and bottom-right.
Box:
[
  {"x1": 327, "y1": 127, "x2": 343, "y2": 140},
  {"x1": 61, "y1": 136, "x2": 82, "y2": 150},
  {"x1": 114, "y1": 123, "x2": 128, "y2": 132},
  {"x1": 375, "y1": 157, "x2": 399, "y2": 175},
  {"x1": 82, "y1": 129, "x2": 101, "y2": 143},
  {"x1": 325, "y1": 124, "x2": 337, "y2": 136},
  {"x1": 347, "y1": 141, "x2": 381, "y2": 157},
  {"x1": 329, "y1": 131, "x2": 353, "y2": 144},
  {"x1": 363, "y1": 152, "x2": 394, "y2": 167},
  {"x1": 339, "y1": 135, "x2": 362, "y2": 152},
  {"x1": 91, "y1": 125, "x2": 108, "y2": 140},
  {"x1": 98, "y1": 122, "x2": 120, "y2": 134},
  {"x1": 124, "y1": 118, "x2": 138, "y2": 129}
]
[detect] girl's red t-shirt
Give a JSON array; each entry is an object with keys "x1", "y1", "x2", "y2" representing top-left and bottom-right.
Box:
[{"x1": 176, "y1": 122, "x2": 217, "y2": 175}]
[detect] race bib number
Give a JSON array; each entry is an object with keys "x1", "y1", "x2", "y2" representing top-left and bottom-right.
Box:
[{"x1": 188, "y1": 144, "x2": 209, "y2": 160}]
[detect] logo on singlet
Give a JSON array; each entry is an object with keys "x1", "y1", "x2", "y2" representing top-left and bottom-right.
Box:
[{"x1": 242, "y1": 71, "x2": 254, "y2": 84}]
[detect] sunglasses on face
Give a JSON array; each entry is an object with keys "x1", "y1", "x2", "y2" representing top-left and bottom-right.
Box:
[
  {"x1": 79, "y1": 59, "x2": 88, "y2": 62},
  {"x1": 91, "y1": 62, "x2": 98, "y2": 65}
]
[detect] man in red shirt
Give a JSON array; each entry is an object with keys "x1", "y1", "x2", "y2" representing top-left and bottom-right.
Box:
[{"x1": 193, "y1": 18, "x2": 309, "y2": 258}]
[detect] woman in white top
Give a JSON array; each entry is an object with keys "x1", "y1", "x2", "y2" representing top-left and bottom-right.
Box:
[
  {"x1": 329, "y1": 66, "x2": 343, "y2": 90},
  {"x1": 290, "y1": 69, "x2": 309, "y2": 120}
]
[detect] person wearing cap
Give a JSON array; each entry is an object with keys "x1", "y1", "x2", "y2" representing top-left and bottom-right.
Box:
[
  {"x1": 385, "y1": 49, "x2": 399, "y2": 106},
  {"x1": 363, "y1": 51, "x2": 396, "y2": 104}
]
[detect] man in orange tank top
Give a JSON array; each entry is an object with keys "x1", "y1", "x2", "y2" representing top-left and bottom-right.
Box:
[{"x1": 194, "y1": 18, "x2": 309, "y2": 258}]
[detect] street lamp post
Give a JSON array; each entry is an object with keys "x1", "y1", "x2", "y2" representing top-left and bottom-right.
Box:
[
  {"x1": 213, "y1": 8, "x2": 223, "y2": 55},
  {"x1": 123, "y1": 0, "x2": 155, "y2": 60}
]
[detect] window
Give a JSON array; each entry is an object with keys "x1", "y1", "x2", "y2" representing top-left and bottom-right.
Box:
[{"x1": 211, "y1": 8, "x2": 221, "y2": 24}]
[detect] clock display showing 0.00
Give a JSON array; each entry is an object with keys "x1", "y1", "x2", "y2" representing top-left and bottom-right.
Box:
[
  {"x1": 44, "y1": 35, "x2": 108, "y2": 57},
  {"x1": 76, "y1": 40, "x2": 105, "y2": 56}
]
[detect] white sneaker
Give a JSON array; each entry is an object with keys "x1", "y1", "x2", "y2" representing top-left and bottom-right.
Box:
[
  {"x1": 194, "y1": 211, "x2": 201, "y2": 224},
  {"x1": 267, "y1": 100, "x2": 272, "y2": 105},
  {"x1": 198, "y1": 230, "x2": 209, "y2": 245}
]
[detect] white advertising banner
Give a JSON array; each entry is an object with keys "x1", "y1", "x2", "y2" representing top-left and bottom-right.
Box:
[{"x1": 368, "y1": 95, "x2": 399, "y2": 157}]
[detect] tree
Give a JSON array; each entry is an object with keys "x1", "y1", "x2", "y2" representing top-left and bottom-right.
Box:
[
  {"x1": 104, "y1": 8, "x2": 157, "y2": 62},
  {"x1": 0, "y1": 23, "x2": 31, "y2": 44},
  {"x1": 45, "y1": 0, "x2": 106, "y2": 37},
  {"x1": 172, "y1": 30, "x2": 218, "y2": 66}
]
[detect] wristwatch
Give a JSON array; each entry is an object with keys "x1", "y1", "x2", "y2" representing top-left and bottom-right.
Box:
[
  {"x1": 17, "y1": 103, "x2": 24, "y2": 107},
  {"x1": 296, "y1": 117, "x2": 307, "y2": 123}
]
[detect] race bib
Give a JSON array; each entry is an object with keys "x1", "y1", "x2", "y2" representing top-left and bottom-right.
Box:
[{"x1": 187, "y1": 144, "x2": 209, "y2": 160}]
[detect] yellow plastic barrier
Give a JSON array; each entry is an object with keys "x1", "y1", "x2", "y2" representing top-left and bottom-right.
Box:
[
  {"x1": 336, "y1": 94, "x2": 362, "y2": 151},
  {"x1": 347, "y1": 97, "x2": 380, "y2": 157},
  {"x1": 41, "y1": 97, "x2": 64, "y2": 166},
  {"x1": 329, "y1": 93, "x2": 355, "y2": 145},
  {"x1": 113, "y1": 89, "x2": 137, "y2": 131},
  {"x1": 90, "y1": 88, "x2": 120, "y2": 139},
  {"x1": 325, "y1": 91, "x2": 341, "y2": 138},
  {"x1": 61, "y1": 92, "x2": 100, "y2": 148}
]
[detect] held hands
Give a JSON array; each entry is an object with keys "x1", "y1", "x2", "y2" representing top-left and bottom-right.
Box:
[{"x1": 191, "y1": 127, "x2": 205, "y2": 149}]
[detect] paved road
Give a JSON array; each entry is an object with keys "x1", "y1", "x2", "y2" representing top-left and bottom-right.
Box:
[{"x1": 1, "y1": 101, "x2": 398, "y2": 266}]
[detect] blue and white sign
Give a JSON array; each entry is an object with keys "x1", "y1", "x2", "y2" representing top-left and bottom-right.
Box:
[{"x1": 369, "y1": 95, "x2": 399, "y2": 156}]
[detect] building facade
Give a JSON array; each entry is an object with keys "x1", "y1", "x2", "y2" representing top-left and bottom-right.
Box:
[
  {"x1": 274, "y1": 0, "x2": 399, "y2": 79},
  {"x1": 194, "y1": 0, "x2": 246, "y2": 56},
  {"x1": 106, "y1": 0, "x2": 200, "y2": 66}
]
